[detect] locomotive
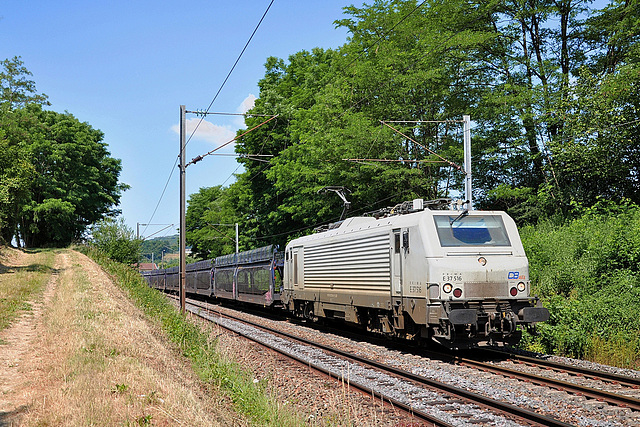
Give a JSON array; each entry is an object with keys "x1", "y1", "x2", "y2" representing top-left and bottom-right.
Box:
[{"x1": 143, "y1": 199, "x2": 549, "y2": 349}]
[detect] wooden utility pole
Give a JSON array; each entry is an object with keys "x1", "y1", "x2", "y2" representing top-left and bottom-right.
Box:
[{"x1": 179, "y1": 105, "x2": 186, "y2": 313}]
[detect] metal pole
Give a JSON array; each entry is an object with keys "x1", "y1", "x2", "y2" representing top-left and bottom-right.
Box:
[
  {"x1": 235, "y1": 223, "x2": 239, "y2": 254},
  {"x1": 179, "y1": 105, "x2": 186, "y2": 314},
  {"x1": 463, "y1": 115, "x2": 472, "y2": 210}
]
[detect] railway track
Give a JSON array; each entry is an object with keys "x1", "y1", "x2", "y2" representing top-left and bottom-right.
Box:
[
  {"x1": 484, "y1": 349, "x2": 640, "y2": 389},
  {"x1": 444, "y1": 350, "x2": 640, "y2": 411},
  {"x1": 179, "y1": 297, "x2": 572, "y2": 427}
]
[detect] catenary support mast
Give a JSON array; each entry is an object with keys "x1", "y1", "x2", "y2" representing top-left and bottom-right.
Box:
[
  {"x1": 179, "y1": 105, "x2": 186, "y2": 313},
  {"x1": 463, "y1": 115, "x2": 472, "y2": 210}
]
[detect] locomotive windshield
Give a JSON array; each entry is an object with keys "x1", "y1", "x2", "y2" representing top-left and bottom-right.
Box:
[{"x1": 434, "y1": 215, "x2": 511, "y2": 247}]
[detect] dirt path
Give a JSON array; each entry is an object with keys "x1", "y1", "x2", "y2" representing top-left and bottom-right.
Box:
[
  {"x1": 0, "y1": 249, "x2": 60, "y2": 420},
  {"x1": 0, "y1": 249, "x2": 243, "y2": 426}
]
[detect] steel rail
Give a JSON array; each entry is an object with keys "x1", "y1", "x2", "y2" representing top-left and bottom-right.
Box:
[
  {"x1": 185, "y1": 300, "x2": 450, "y2": 427},
  {"x1": 449, "y1": 355, "x2": 640, "y2": 411},
  {"x1": 484, "y1": 349, "x2": 640, "y2": 389},
  {"x1": 184, "y1": 298, "x2": 571, "y2": 427}
]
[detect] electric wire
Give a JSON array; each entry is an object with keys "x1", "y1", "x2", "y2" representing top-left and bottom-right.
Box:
[
  {"x1": 142, "y1": 0, "x2": 275, "y2": 232},
  {"x1": 185, "y1": 0, "x2": 275, "y2": 149},
  {"x1": 142, "y1": 156, "x2": 179, "y2": 237}
]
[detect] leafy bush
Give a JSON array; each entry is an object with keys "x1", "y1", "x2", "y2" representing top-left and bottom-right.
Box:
[
  {"x1": 520, "y1": 200, "x2": 640, "y2": 368},
  {"x1": 89, "y1": 217, "x2": 141, "y2": 265}
]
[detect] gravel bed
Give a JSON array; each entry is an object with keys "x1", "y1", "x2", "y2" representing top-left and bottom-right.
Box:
[
  {"x1": 203, "y1": 302, "x2": 640, "y2": 427},
  {"x1": 497, "y1": 346, "x2": 640, "y2": 380},
  {"x1": 189, "y1": 308, "x2": 410, "y2": 425},
  {"x1": 195, "y1": 306, "x2": 531, "y2": 427}
]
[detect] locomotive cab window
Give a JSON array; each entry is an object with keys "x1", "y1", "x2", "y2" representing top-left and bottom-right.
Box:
[{"x1": 434, "y1": 215, "x2": 511, "y2": 247}]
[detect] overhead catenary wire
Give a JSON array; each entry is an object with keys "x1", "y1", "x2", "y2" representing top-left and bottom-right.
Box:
[
  {"x1": 142, "y1": 223, "x2": 176, "y2": 241},
  {"x1": 186, "y1": 114, "x2": 279, "y2": 167},
  {"x1": 184, "y1": 0, "x2": 275, "y2": 150},
  {"x1": 142, "y1": 0, "x2": 275, "y2": 231},
  {"x1": 142, "y1": 157, "x2": 179, "y2": 237}
]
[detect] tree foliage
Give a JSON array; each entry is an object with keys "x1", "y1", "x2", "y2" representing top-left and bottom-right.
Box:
[
  {"x1": 186, "y1": 0, "x2": 639, "y2": 258},
  {"x1": 520, "y1": 200, "x2": 640, "y2": 366},
  {"x1": 90, "y1": 217, "x2": 142, "y2": 265},
  {"x1": 0, "y1": 57, "x2": 126, "y2": 247}
]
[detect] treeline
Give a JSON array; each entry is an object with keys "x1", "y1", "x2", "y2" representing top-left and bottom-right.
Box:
[
  {"x1": 182, "y1": 0, "x2": 639, "y2": 366},
  {"x1": 139, "y1": 235, "x2": 179, "y2": 265},
  {"x1": 186, "y1": 0, "x2": 639, "y2": 259},
  {"x1": 0, "y1": 57, "x2": 126, "y2": 247}
]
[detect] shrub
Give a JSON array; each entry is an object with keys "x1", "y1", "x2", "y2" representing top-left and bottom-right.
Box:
[
  {"x1": 89, "y1": 217, "x2": 141, "y2": 265},
  {"x1": 520, "y1": 202, "x2": 640, "y2": 368}
]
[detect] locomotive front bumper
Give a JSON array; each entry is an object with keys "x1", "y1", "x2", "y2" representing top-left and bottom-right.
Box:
[
  {"x1": 447, "y1": 306, "x2": 549, "y2": 325},
  {"x1": 519, "y1": 306, "x2": 550, "y2": 323},
  {"x1": 449, "y1": 308, "x2": 477, "y2": 325}
]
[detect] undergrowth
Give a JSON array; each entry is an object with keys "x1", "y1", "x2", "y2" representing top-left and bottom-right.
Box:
[
  {"x1": 78, "y1": 245, "x2": 301, "y2": 426},
  {"x1": 519, "y1": 200, "x2": 640, "y2": 369}
]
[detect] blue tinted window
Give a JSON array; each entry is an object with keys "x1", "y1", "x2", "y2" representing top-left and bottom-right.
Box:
[{"x1": 434, "y1": 215, "x2": 511, "y2": 247}]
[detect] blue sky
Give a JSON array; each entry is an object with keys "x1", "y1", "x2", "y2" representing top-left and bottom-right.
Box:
[{"x1": 1, "y1": 1, "x2": 359, "y2": 239}]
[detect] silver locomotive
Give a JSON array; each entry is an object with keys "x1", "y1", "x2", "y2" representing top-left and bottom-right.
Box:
[{"x1": 281, "y1": 199, "x2": 549, "y2": 349}]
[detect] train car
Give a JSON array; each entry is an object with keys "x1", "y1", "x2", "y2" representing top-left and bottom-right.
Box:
[
  {"x1": 214, "y1": 253, "x2": 237, "y2": 300},
  {"x1": 186, "y1": 259, "x2": 213, "y2": 297},
  {"x1": 142, "y1": 268, "x2": 166, "y2": 292},
  {"x1": 165, "y1": 266, "x2": 179, "y2": 292},
  {"x1": 234, "y1": 245, "x2": 283, "y2": 306},
  {"x1": 281, "y1": 199, "x2": 549, "y2": 349},
  {"x1": 143, "y1": 245, "x2": 283, "y2": 307}
]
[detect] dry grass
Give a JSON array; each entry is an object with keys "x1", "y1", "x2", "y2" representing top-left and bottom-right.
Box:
[
  {"x1": 0, "y1": 247, "x2": 53, "y2": 332},
  {"x1": 5, "y1": 249, "x2": 245, "y2": 426},
  {"x1": 586, "y1": 334, "x2": 640, "y2": 370}
]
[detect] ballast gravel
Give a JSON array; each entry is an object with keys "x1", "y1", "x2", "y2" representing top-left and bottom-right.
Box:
[{"x1": 190, "y1": 302, "x2": 640, "y2": 426}]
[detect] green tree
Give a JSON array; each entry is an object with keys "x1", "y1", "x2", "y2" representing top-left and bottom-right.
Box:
[
  {"x1": 185, "y1": 186, "x2": 239, "y2": 259},
  {"x1": 0, "y1": 56, "x2": 49, "y2": 111},
  {"x1": 90, "y1": 217, "x2": 141, "y2": 265},
  {"x1": 13, "y1": 105, "x2": 128, "y2": 247},
  {"x1": 0, "y1": 57, "x2": 48, "y2": 243},
  {"x1": 185, "y1": 0, "x2": 640, "y2": 248}
]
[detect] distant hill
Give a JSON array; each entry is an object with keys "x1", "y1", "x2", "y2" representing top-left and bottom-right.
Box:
[{"x1": 140, "y1": 235, "x2": 178, "y2": 264}]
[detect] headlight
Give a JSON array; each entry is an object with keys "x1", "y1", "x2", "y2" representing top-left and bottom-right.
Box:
[
  {"x1": 443, "y1": 283, "x2": 453, "y2": 293},
  {"x1": 517, "y1": 282, "x2": 526, "y2": 292}
]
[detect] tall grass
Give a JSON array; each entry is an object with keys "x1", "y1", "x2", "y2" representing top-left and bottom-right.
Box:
[{"x1": 78, "y1": 245, "x2": 302, "y2": 426}]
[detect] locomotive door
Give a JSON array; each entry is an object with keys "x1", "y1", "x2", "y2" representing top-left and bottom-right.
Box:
[
  {"x1": 392, "y1": 230, "x2": 403, "y2": 296},
  {"x1": 290, "y1": 246, "x2": 303, "y2": 289}
]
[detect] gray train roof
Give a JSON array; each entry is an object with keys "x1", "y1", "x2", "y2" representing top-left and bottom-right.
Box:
[{"x1": 215, "y1": 244, "x2": 277, "y2": 267}]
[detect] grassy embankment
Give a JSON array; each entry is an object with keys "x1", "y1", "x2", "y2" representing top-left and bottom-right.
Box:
[
  {"x1": 519, "y1": 202, "x2": 640, "y2": 369},
  {"x1": 0, "y1": 248, "x2": 54, "y2": 334},
  {"x1": 79, "y1": 245, "x2": 302, "y2": 426}
]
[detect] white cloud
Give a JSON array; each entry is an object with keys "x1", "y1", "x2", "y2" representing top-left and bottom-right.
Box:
[
  {"x1": 170, "y1": 94, "x2": 258, "y2": 146},
  {"x1": 170, "y1": 118, "x2": 236, "y2": 147},
  {"x1": 233, "y1": 94, "x2": 257, "y2": 127},
  {"x1": 238, "y1": 94, "x2": 257, "y2": 114}
]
